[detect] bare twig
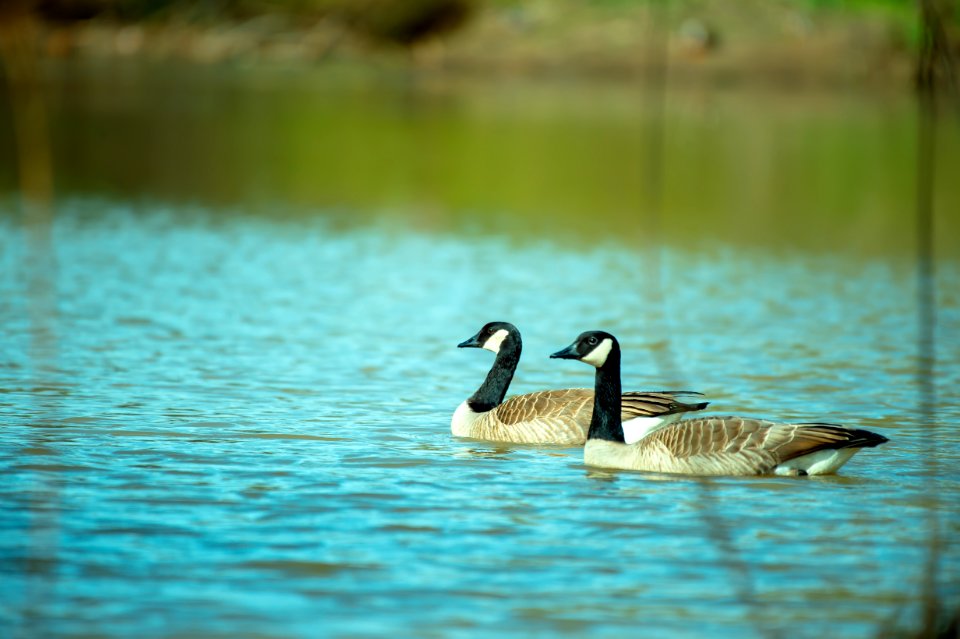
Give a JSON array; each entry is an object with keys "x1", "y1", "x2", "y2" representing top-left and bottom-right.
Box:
[
  {"x1": 915, "y1": 1, "x2": 941, "y2": 632},
  {"x1": 636, "y1": 6, "x2": 775, "y2": 639},
  {"x1": 0, "y1": 4, "x2": 59, "y2": 639}
]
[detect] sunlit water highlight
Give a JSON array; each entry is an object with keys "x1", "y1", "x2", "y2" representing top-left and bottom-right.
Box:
[{"x1": 1, "y1": 200, "x2": 958, "y2": 638}]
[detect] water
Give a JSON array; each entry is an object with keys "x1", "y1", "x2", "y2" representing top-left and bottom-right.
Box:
[{"x1": 1, "y1": 61, "x2": 959, "y2": 638}]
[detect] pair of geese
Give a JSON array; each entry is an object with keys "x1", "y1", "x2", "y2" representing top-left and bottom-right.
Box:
[{"x1": 452, "y1": 322, "x2": 888, "y2": 476}]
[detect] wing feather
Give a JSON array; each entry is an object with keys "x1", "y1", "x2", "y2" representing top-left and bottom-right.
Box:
[
  {"x1": 620, "y1": 391, "x2": 709, "y2": 419},
  {"x1": 462, "y1": 390, "x2": 711, "y2": 446},
  {"x1": 630, "y1": 417, "x2": 888, "y2": 474}
]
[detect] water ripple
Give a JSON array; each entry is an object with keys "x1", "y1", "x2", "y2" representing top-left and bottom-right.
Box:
[{"x1": 0, "y1": 200, "x2": 957, "y2": 639}]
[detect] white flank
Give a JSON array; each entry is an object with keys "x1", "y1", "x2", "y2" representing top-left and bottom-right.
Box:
[
  {"x1": 621, "y1": 414, "x2": 680, "y2": 444},
  {"x1": 451, "y1": 400, "x2": 480, "y2": 437},
  {"x1": 482, "y1": 329, "x2": 510, "y2": 354},
  {"x1": 774, "y1": 448, "x2": 858, "y2": 476},
  {"x1": 581, "y1": 338, "x2": 613, "y2": 368}
]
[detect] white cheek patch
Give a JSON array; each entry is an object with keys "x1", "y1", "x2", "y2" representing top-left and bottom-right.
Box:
[
  {"x1": 581, "y1": 338, "x2": 613, "y2": 368},
  {"x1": 482, "y1": 329, "x2": 509, "y2": 354}
]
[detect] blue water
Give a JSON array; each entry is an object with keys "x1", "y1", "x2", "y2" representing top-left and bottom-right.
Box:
[{"x1": 1, "y1": 199, "x2": 958, "y2": 638}]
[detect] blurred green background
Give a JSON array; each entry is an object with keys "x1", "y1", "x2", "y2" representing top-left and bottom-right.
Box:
[
  {"x1": 2, "y1": 0, "x2": 959, "y2": 257},
  {"x1": 2, "y1": 2, "x2": 959, "y2": 638}
]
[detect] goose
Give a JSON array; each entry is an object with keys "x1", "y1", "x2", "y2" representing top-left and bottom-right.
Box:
[
  {"x1": 550, "y1": 330, "x2": 889, "y2": 476},
  {"x1": 452, "y1": 321, "x2": 709, "y2": 445}
]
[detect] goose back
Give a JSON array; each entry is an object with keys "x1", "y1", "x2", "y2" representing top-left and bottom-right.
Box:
[
  {"x1": 584, "y1": 416, "x2": 888, "y2": 475},
  {"x1": 550, "y1": 329, "x2": 888, "y2": 476},
  {"x1": 453, "y1": 389, "x2": 708, "y2": 446}
]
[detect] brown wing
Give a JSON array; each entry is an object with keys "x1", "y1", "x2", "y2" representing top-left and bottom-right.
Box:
[
  {"x1": 495, "y1": 389, "x2": 708, "y2": 426},
  {"x1": 493, "y1": 389, "x2": 593, "y2": 426},
  {"x1": 763, "y1": 423, "x2": 889, "y2": 459},
  {"x1": 648, "y1": 416, "x2": 887, "y2": 473},
  {"x1": 620, "y1": 391, "x2": 709, "y2": 420}
]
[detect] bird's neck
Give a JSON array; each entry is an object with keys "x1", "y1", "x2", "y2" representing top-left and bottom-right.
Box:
[
  {"x1": 588, "y1": 350, "x2": 625, "y2": 443},
  {"x1": 467, "y1": 337, "x2": 520, "y2": 413}
]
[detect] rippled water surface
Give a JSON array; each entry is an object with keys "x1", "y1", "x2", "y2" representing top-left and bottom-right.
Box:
[{"x1": 1, "y1": 62, "x2": 959, "y2": 638}]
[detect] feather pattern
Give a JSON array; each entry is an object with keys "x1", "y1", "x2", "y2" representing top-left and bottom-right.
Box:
[
  {"x1": 457, "y1": 388, "x2": 708, "y2": 445},
  {"x1": 454, "y1": 322, "x2": 708, "y2": 445},
  {"x1": 584, "y1": 416, "x2": 888, "y2": 475},
  {"x1": 551, "y1": 330, "x2": 888, "y2": 476}
]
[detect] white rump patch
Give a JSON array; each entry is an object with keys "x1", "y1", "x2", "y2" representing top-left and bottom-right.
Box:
[
  {"x1": 774, "y1": 448, "x2": 858, "y2": 476},
  {"x1": 482, "y1": 329, "x2": 510, "y2": 354},
  {"x1": 581, "y1": 338, "x2": 613, "y2": 368},
  {"x1": 451, "y1": 400, "x2": 480, "y2": 437}
]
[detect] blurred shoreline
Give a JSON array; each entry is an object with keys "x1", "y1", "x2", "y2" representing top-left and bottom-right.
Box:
[{"x1": 17, "y1": 0, "x2": 922, "y2": 88}]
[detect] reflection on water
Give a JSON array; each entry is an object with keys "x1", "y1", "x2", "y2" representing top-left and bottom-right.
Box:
[
  {"x1": 0, "y1": 60, "x2": 958, "y2": 256},
  {"x1": 0, "y1": 201, "x2": 957, "y2": 638},
  {"x1": 1, "y1": 61, "x2": 959, "y2": 637}
]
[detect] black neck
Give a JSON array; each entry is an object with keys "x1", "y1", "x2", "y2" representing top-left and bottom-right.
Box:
[
  {"x1": 588, "y1": 347, "x2": 625, "y2": 443},
  {"x1": 467, "y1": 334, "x2": 521, "y2": 413}
]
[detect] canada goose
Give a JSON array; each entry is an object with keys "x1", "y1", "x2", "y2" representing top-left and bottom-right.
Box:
[
  {"x1": 550, "y1": 330, "x2": 889, "y2": 476},
  {"x1": 453, "y1": 321, "x2": 709, "y2": 445}
]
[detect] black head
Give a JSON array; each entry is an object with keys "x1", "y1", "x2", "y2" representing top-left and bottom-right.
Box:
[
  {"x1": 457, "y1": 321, "x2": 519, "y2": 354},
  {"x1": 550, "y1": 330, "x2": 619, "y2": 368}
]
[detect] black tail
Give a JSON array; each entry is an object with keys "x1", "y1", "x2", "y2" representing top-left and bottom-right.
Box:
[
  {"x1": 800, "y1": 423, "x2": 890, "y2": 449},
  {"x1": 844, "y1": 428, "x2": 889, "y2": 449}
]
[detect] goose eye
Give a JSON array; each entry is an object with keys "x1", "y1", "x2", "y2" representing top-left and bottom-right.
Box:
[{"x1": 587, "y1": 336, "x2": 598, "y2": 346}]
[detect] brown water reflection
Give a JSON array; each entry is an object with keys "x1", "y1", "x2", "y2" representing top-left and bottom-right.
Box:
[
  {"x1": 1, "y1": 60, "x2": 957, "y2": 259},
  {"x1": 1, "y1": 60, "x2": 958, "y2": 639}
]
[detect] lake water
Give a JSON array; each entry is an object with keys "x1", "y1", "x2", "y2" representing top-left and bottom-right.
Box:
[{"x1": 1, "y1": 60, "x2": 959, "y2": 638}]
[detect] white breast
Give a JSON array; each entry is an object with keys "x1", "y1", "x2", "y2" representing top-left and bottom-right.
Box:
[{"x1": 451, "y1": 400, "x2": 481, "y2": 437}]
